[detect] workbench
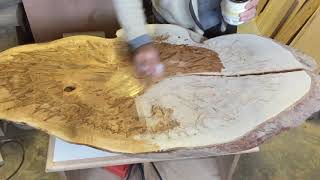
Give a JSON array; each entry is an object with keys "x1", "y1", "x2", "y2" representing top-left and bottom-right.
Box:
[{"x1": 46, "y1": 136, "x2": 259, "y2": 180}]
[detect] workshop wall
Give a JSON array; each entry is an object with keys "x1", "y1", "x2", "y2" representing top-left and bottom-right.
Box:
[
  {"x1": 0, "y1": 0, "x2": 19, "y2": 51},
  {"x1": 21, "y1": 0, "x2": 120, "y2": 42}
]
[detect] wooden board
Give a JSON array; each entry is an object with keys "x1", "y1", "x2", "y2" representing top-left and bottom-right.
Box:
[
  {"x1": 275, "y1": 0, "x2": 320, "y2": 44},
  {"x1": 256, "y1": 0, "x2": 296, "y2": 37},
  {"x1": 256, "y1": 0, "x2": 269, "y2": 15},
  {"x1": 286, "y1": 0, "x2": 308, "y2": 21},
  {"x1": 291, "y1": 8, "x2": 320, "y2": 63},
  {"x1": 273, "y1": 0, "x2": 308, "y2": 41},
  {"x1": 0, "y1": 25, "x2": 319, "y2": 155},
  {"x1": 238, "y1": 0, "x2": 270, "y2": 35},
  {"x1": 237, "y1": 19, "x2": 261, "y2": 35}
]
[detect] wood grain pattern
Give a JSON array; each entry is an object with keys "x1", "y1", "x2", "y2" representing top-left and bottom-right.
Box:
[
  {"x1": 135, "y1": 72, "x2": 311, "y2": 150},
  {"x1": 256, "y1": 0, "x2": 296, "y2": 37},
  {"x1": 291, "y1": 8, "x2": 320, "y2": 63},
  {"x1": 237, "y1": 19, "x2": 261, "y2": 35},
  {"x1": 131, "y1": 73, "x2": 320, "y2": 158},
  {"x1": 275, "y1": 0, "x2": 320, "y2": 44},
  {"x1": 0, "y1": 35, "x2": 222, "y2": 153},
  {"x1": 256, "y1": 0, "x2": 269, "y2": 15},
  {"x1": 0, "y1": 27, "x2": 318, "y2": 154}
]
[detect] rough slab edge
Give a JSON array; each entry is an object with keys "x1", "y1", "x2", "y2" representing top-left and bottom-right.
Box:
[
  {"x1": 267, "y1": 36, "x2": 318, "y2": 72},
  {"x1": 284, "y1": 45, "x2": 319, "y2": 72},
  {"x1": 125, "y1": 71, "x2": 320, "y2": 158}
]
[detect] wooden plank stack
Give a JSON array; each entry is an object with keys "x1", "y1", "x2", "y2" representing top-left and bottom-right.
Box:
[
  {"x1": 291, "y1": 8, "x2": 320, "y2": 63},
  {"x1": 256, "y1": 0, "x2": 296, "y2": 37},
  {"x1": 239, "y1": 0, "x2": 320, "y2": 63},
  {"x1": 274, "y1": 0, "x2": 320, "y2": 44}
]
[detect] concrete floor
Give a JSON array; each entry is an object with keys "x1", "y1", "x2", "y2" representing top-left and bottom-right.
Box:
[
  {"x1": 0, "y1": 26, "x2": 18, "y2": 51},
  {"x1": 0, "y1": 117, "x2": 319, "y2": 180},
  {"x1": 0, "y1": 125, "x2": 60, "y2": 180},
  {"x1": 234, "y1": 117, "x2": 320, "y2": 180}
]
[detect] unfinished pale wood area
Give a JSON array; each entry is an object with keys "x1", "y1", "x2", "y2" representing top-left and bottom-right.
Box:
[
  {"x1": 135, "y1": 72, "x2": 311, "y2": 150},
  {"x1": 203, "y1": 34, "x2": 305, "y2": 75}
]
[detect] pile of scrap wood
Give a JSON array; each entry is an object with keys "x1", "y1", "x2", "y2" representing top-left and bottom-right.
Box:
[{"x1": 239, "y1": 0, "x2": 320, "y2": 63}]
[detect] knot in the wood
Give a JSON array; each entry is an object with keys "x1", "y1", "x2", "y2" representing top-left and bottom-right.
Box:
[{"x1": 64, "y1": 85, "x2": 76, "y2": 92}]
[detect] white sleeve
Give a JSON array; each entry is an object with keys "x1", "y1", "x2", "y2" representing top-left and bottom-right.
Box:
[{"x1": 113, "y1": 0, "x2": 149, "y2": 41}]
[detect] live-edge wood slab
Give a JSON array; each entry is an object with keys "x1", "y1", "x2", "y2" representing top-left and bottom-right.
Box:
[{"x1": 0, "y1": 26, "x2": 319, "y2": 154}]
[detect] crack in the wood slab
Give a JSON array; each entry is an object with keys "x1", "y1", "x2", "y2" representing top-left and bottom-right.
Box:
[{"x1": 192, "y1": 68, "x2": 305, "y2": 78}]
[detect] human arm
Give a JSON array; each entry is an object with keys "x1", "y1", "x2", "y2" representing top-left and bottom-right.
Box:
[{"x1": 113, "y1": 0, "x2": 163, "y2": 77}]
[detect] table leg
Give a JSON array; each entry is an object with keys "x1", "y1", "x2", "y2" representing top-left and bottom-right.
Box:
[
  {"x1": 217, "y1": 154, "x2": 241, "y2": 180},
  {"x1": 0, "y1": 127, "x2": 4, "y2": 166},
  {"x1": 59, "y1": 171, "x2": 68, "y2": 180}
]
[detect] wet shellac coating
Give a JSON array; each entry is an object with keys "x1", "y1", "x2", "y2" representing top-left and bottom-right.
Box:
[{"x1": 0, "y1": 36, "x2": 223, "y2": 153}]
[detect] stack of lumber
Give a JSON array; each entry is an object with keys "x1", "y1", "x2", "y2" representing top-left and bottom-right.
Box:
[
  {"x1": 239, "y1": 0, "x2": 320, "y2": 63},
  {"x1": 290, "y1": 7, "x2": 320, "y2": 64}
]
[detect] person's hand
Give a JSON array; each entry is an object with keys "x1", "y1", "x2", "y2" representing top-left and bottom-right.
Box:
[
  {"x1": 240, "y1": 0, "x2": 259, "y2": 22},
  {"x1": 133, "y1": 43, "x2": 164, "y2": 78}
]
